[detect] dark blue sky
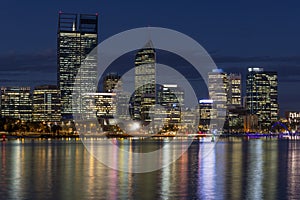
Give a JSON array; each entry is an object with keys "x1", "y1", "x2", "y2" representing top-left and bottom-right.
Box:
[{"x1": 0, "y1": 0, "x2": 300, "y2": 115}]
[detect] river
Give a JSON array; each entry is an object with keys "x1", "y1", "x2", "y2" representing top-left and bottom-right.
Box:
[{"x1": 0, "y1": 138, "x2": 299, "y2": 199}]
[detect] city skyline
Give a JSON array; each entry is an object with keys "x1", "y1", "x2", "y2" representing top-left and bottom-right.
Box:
[
  {"x1": 0, "y1": 1, "x2": 300, "y2": 116},
  {"x1": 1, "y1": 3, "x2": 300, "y2": 200}
]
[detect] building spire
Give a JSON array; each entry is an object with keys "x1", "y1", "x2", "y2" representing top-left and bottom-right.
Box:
[
  {"x1": 143, "y1": 39, "x2": 154, "y2": 49},
  {"x1": 143, "y1": 25, "x2": 153, "y2": 49}
]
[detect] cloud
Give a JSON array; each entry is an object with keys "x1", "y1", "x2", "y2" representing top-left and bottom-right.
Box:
[
  {"x1": 0, "y1": 49, "x2": 57, "y2": 87},
  {"x1": 0, "y1": 49, "x2": 56, "y2": 73},
  {"x1": 212, "y1": 55, "x2": 300, "y2": 64}
]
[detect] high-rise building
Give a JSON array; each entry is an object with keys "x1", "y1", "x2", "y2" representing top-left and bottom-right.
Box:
[
  {"x1": 246, "y1": 67, "x2": 278, "y2": 132},
  {"x1": 199, "y1": 99, "x2": 213, "y2": 133},
  {"x1": 133, "y1": 40, "x2": 156, "y2": 124},
  {"x1": 208, "y1": 69, "x2": 228, "y2": 132},
  {"x1": 1, "y1": 87, "x2": 32, "y2": 121},
  {"x1": 32, "y1": 85, "x2": 61, "y2": 122},
  {"x1": 103, "y1": 73, "x2": 121, "y2": 93},
  {"x1": 58, "y1": 12, "x2": 98, "y2": 120},
  {"x1": 80, "y1": 92, "x2": 116, "y2": 130},
  {"x1": 226, "y1": 73, "x2": 244, "y2": 133},
  {"x1": 157, "y1": 84, "x2": 183, "y2": 125},
  {"x1": 227, "y1": 73, "x2": 242, "y2": 106}
]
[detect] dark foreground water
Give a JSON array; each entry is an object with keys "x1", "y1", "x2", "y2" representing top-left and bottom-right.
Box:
[{"x1": 0, "y1": 138, "x2": 300, "y2": 200}]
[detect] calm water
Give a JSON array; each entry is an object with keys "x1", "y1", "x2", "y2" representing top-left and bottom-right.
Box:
[{"x1": 1, "y1": 138, "x2": 300, "y2": 200}]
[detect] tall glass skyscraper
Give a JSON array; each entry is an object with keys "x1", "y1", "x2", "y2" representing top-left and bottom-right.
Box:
[
  {"x1": 57, "y1": 12, "x2": 98, "y2": 120},
  {"x1": 208, "y1": 69, "x2": 228, "y2": 132},
  {"x1": 246, "y1": 67, "x2": 278, "y2": 132},
  {"x1": 133, "y1": 40, "x2": 156, "y2": 124}
]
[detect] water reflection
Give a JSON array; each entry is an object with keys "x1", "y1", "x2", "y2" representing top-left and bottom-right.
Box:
[
  {"x1": 198, "y1": 143, "x2": 216, "y2": 199},
  {"x1": 287, "y1": 142, "x2": 300, "y2": 199},
  {"x1": 246, "y1": 140, "x2": 263, "y2": 199},
  {"x1": 0, "y1": 139, "x2": 300, "y2": 199}
]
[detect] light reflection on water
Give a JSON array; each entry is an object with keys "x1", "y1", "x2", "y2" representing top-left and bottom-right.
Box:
[{"x1": 0, "y1": 138, "x2": 300, "y2": 199}]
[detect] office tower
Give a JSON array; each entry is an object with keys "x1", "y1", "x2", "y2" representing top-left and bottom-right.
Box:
[
  {"x1": 227, "y1": 73, "x2": 242, "y2": 106},
  {"x1": 181, "y1": 108, "x2": 198, "y2": 133},
  {"x1": 199, "y1": 99, "x2": 213, "y2": 133},
  {"x1": 87, "y1": 92, "x2": 116, "y2": 130},
  {"x1": 208, "y1": 69, "x2": 228, "y2": 132},
  {"x1": 1, "y1": 87, "x2": 32, "y2": 121},
  {"x1": 116, "y1": 91, "x2": 131, "y2": 121},
  {"x1": 246, "y1": 67, "x2": 278, "y2": 132},
  {"x1": 157, "y1": 84, "x2": 184, "y2": 125},
  {"x1": 95, "y1": 93, "x2": 116, "y2": 127},
  {"x1": 58, "y1": 12, "x2": 98, "y2": 120},
  {"x1": 226, "y1": 73, "x2": 244, "y2": 133},
  {"x1": 103, "y1": 73, "x2": 121, "y2": 93},
  {"x1": 133, "y1": 40, "x2": 156, "y2": 124},
  {"x1": 32, "y1": 85, "x2": 61, "y2": 122},
  {"x1": 75, "y1": 92, "x2": 116, "y2": 133}
]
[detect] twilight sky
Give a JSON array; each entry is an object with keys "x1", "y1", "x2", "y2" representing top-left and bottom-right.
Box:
[{"x1": 0, "y1": 0, "x2": 300, "y2": 116}]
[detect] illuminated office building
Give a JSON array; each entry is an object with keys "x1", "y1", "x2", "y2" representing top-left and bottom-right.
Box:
[
  {"x1": 58, "y1": 12, "x2": 98, "y2": 119},
  {"x1": 157, "y1": 84, "x2": 184, "y2": 125},
  {"x1": 227, "y1": 73, "x2": 244, "y2": 133},
  {"x1": 103, "y1": 73, "x2": 121, "y2": 93},
  {"x1": 1, "y1": 87, "x2": 32, "y2": 121},
  {"x1": 208, "y1": 69, "x2": 228, "y2": 132},
  {"x1": 227, "y1": 73, "x2": 242, "y2": 106},
  {"x1": 133, "y1": 40, "x2": 156, "y2": 124},
  {"x1": 199, "y1": 99, "x2": 213, "y2": 133},
  {"x1": 286, "y1": 111, "x2": 300, "y2": 132},
  {"x1": 116, "y1": 91, "x2": 131, "y2": 121},
  {"x1": 246, "y1": 67, "x2": 278, "y2": 132},
  {"x1": 81, "y1": 92, "x2": 116, "y2": 127},
  {"x1": 32, "y1": 85, "x2": 61, "y2": 122}
]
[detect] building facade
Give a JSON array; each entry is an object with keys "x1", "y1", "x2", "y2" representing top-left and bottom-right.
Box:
[
  {"x1": 58, "y1": 12, "x2": 98, "y2": 120},
  {"x1": 103, "y1": 73, "x2": 121, "y2": 93},
  {"x1": 1, "y1": 87, "x2": 32, "y2": 121},
  {"x1": 156, "y1": 84, "x2": 184, "y2": 129},
  {"x1": 208, "y1": 69, "x2": 228, "y2": 132},
  {"x1": 199, "y1": 99, "x2": 213, "y2": 133},
  {"x1": 32, "y1": 85, "x2": 61, "y2": 122},
  {"x1": 227, "y1": 73, "x2": 242, "y2": 106},
  {"x1": 246, "y1": 67, "x2": 278, "y2": 132},
  {"x1": 133, "y1": 40, "x2": 156, "y2": 124},
  {"x1": 227, "y1": 73, "x2": 244, "y2": 133},
  {"x1": 286, "y1": 111, "x2": 300, "y2": 132}
]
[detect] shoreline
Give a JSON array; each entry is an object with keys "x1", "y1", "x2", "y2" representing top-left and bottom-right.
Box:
[{"x1": 1, "y1": 132, "x2": 298, "y2": 141}]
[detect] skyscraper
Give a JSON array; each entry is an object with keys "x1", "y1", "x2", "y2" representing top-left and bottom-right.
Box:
[
  {"x1": 133, "y1": 40, "x2": 156, "y2": 124},
  {"x1": 246, "y1": 67, "x2": 278, "y2": 132},
  {"x1": 226, "y1": 73, "x2": 244, "y2": 133},
  {"x1": 227, "y1": 73, "x2": 242, "y2": 106},
  {"x1": 57, "y1": 12, "x2": 98, "y2": 120},
  {"x1": 199, "y1": 99, "x2": 213, "y2": 133},
  {"x1": 208, "y1": 69, "x2": 228, "y2": 132},
  {"x1": 32, "y1": 85, "x2": 61, "y2": 122},
  {"x1": 157, "y1": 84, "x2": 183, "y2": 125},
  {"x1": 1, "y1": 87, "x2": 32, "y2": 121}
]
